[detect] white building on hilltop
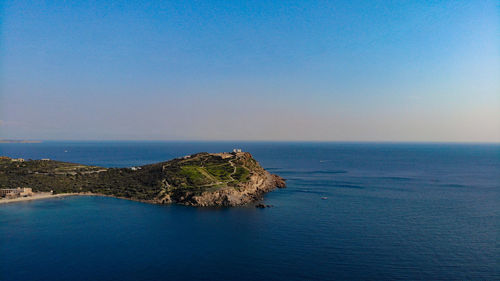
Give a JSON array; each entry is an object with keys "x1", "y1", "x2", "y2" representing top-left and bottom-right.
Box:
[{"x1": 232, "y1": 148, "x2": 242, "y2": 153}]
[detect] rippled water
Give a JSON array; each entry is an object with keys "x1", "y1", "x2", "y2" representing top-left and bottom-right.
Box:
[{"x1": 1, "y1": 142, "x2": 499, "y2": 280}]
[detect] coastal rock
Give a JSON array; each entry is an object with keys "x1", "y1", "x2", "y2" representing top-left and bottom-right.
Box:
[
  {"x1": 255, "y1": 203, "x2": 273, "y2": 208},
  {"x1": 174, "y1": 162, "x2": 286, "y2": 207}
]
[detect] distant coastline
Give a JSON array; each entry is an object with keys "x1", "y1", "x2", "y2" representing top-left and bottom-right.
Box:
[{"x1": 0, "y1": 140, "x2": 42, "y2": 143}]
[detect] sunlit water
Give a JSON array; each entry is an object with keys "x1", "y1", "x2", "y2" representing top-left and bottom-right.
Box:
[{"x1": 1, "y1": 142, "x2": 499, "y2": 280}]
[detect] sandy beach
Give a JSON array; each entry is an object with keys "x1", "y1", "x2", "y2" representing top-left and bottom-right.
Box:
[
  {"x1": 0, "y1": 192, "x2": 156, "y2": 205},
  {"x1": 0, "y1": 193, "x2": 80, "y2": 205}
]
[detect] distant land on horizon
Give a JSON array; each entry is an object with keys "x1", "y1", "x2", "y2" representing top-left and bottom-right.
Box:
[{"x1": 0, "y1": 140, "x2": 42, "y2": 143}]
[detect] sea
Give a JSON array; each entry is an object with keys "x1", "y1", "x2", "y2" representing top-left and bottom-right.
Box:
[{"x1": 0, "y1": 141, "x2": 499, "y2": 281}]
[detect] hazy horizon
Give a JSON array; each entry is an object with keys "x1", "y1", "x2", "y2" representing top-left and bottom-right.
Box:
[
  {"x1": 2, "y1": 139, "x2": 500, "y2": 145},
  {"x1": 1, "y1": 1, "x2": 499, "y2": 142}
]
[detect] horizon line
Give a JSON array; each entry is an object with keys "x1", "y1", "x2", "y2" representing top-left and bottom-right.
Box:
[{"x1": 2, "y1": 139, "x2": 499, "y2": 145}]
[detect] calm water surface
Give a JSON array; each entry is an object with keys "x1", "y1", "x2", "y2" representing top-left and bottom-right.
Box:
[{"x1": 1, "y1": 142, "x2": 499, "y2": 280}]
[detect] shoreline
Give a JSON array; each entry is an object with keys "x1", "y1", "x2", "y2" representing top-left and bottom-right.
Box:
[
  {"x1": 0, "y1": 192, "x2": 153, "y2": 205},
  {"x1": 0, "y1": 193, "x2": 79, "y2": 205},
  {"x1": 0, "y1": 191, "x2": 272, "y2": 207}
]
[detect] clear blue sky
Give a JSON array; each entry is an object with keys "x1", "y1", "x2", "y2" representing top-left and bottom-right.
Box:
[{"x1": 1, "y1": 0, "x2": 499, "y2": 141}]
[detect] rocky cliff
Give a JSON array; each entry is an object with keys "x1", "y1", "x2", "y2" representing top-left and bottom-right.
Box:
[{"x1": 153, "y1": 152, "x2": 286, "y2": 206}]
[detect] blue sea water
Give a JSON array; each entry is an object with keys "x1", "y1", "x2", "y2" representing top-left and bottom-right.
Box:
[{"x1": 0, "y1": 141, "x2": 499, "y2": 280}]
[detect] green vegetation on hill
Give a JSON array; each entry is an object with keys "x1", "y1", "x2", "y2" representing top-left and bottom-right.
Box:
[{"x1": 0, "y1": 152, "x2": 263, "y2": 201}]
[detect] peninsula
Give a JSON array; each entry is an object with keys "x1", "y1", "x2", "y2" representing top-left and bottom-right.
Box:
[{"x1": 0, "y1": 152, "x2": 285, "y2": 206}]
